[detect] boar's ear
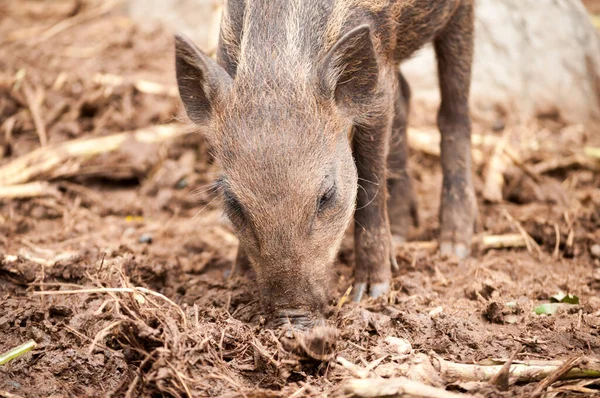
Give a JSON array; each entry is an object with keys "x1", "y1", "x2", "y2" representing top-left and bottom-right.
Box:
[
  {"x1": 318, "y1": 25, "x2": 379, "y2": 115},
  {"x1": 175, "y1": 34, "x2": 232, "y2": 125}
]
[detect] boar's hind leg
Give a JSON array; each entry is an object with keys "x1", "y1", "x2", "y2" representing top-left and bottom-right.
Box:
[
  {"x1": 387, "y1": 71, "x2": 419, "y2": 242},
  {"x1": 352, "y1": 111, "x2": 396, "y2": 302},
  {"x1": 434, "y1": 1, "x2": 477, "y2": 258}
]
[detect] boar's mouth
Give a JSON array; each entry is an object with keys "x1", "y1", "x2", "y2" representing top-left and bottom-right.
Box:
[{"x1": 268, "y1": 309, "x2": 326, "y2": 330}]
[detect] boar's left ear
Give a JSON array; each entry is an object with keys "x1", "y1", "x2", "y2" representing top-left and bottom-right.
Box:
[
  {"x1": 318, "y1": 25, "x2": 379, "y2": 116},
  {"x1": 175, "y1": 34, "x2": 232, "y2": 125}
]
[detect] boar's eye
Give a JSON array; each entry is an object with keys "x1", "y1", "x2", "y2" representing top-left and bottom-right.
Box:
[{"x1": 318, "y1": 184, "x2": 336, "y2": 212}]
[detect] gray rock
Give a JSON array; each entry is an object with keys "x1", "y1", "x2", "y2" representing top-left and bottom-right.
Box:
[{"x1": 402, "y1": 0, "x2": 600, "y2": 124}]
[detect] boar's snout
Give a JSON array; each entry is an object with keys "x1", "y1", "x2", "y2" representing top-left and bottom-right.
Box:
[{"x1": 269, "y1": 309, "x2": 325, "y2": 330}]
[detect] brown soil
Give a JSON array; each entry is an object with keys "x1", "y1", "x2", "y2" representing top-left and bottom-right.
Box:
[
  {"x1": 1, "y1": 2, "x2": 600, "y2": 397},
  {"x1": 583, "y1": 0, "x2": 600, "y2": 14}
]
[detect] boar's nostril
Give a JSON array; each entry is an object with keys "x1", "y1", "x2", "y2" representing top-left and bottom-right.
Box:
[{"x1": 270, "y1": 309, "x2": 324, "y2": 330}]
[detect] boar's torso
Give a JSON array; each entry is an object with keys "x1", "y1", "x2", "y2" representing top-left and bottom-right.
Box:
[{"x1": 217, "y1": 0, "x2": 462, "y2": 78}]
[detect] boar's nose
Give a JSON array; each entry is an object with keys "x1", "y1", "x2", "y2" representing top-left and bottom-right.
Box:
[{"x1": 269, "y1": 309, "x2": 325, "y2": 330}]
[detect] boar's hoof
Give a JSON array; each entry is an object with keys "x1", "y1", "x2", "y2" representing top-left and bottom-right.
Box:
[
  {"x1": 369, "y1": 282, "x2": 390, "y2": 298},
  {"x1": 352, "y1": 282, "x2": 367, "y2": 302},
  {"x1": 352, "y1": 281, "x2": 390, "y2": 302},
  {"x1": 440, "y1": 241, "x2": 470, "y2": 259},
  {"x1": 270, "y1": 309, "x2": 324, "y2": 330}
]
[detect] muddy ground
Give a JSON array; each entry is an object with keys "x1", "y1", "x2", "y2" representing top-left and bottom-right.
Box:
[{"x1": 1, "y1": 1, "x2": 600, "y2": 397}]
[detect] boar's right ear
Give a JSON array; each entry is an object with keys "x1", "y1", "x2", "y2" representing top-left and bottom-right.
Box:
[
  {"x1": 318, "y1": 25, "x2": 379, "y2": 116},
  {"x1": 175, "y1": 35, "x2": 232, "y2": 125}
]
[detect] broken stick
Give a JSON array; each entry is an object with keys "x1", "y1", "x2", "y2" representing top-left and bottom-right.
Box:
[
  {"x1": 2, "y1": 251, "x2": 80, "y2": 268},
  {"x1": 344, "y1": 377, "x2": 472, "y2": 398},
  {"x1": 434, "y1": 356, "x2": 600, "y2": 384},
  {"x1": 396, "y1": 233, "x2": 527, "y2": 254},
  {"x1": 482, "y1": 132, "x2": 510, "y2": 203},
  {"x1": 23, "y1": 84, "x2": 47, "y2": 147},
  {"x1": 34, "y1": 1, "x2": 118, "y2": 44},
  {"x1": 93, "y1": 73, "x2": 179, "y2": 97},
  {"x1": 530, "y1": 356, "x2": 583, "y2": 398},
  {"x1": 584, "y1": 146, "x2": 600, "y2": 159},
  {"x1": 531, "y1": 154, "x2": 600, "y2": 174},
  {"x1": 489, "y1": 344, "x2": 522, "y2": 391},
  {"x1": 407, "y1": 127, "x2": 495, "y2": 165},
  {"x1": 0, "y1": 181, "x2": 59, "y2": 199},
  {"x1": 0, "y1": 124, "x2": 191, "y2": 186}
]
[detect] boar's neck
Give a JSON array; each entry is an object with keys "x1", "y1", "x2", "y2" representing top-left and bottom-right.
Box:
[{"x1": 232, "y1": 0, "x2": 346, "y2": 92}]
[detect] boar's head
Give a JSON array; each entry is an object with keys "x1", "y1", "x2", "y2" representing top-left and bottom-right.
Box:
[{"x1": 175, "y1": 25, "x2": 379, "y2": 328}]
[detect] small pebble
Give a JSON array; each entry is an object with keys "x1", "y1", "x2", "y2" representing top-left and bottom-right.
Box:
[
  {"x1": 428, "y1": 306, "x2": 444, "y2": 317},
  {"x1": 138, "y1": 233, "x2": 153, "y2": 244},
  {"x1": 591, "y1": 244, "x2": 600, "y2": 259},
  {"x1": 504, "y1": 314, "x2": 519, "y2": 324},
  {"x1": 384, "y1": 336, "x2": 412, "y2": 355}
]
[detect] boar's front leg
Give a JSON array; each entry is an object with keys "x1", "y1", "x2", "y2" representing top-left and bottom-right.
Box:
[
  {"x1": 434, "y1": 1, "x2": 477, "y2": 258},
  {"x1": 316, "y1": 25, "x2": 395, "y2": 301},
  {"x1": 352, "y1": 108, "x2": 397, "y2": 302}
]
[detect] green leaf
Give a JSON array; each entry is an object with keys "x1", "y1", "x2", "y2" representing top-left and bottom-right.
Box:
[
  {"x1": 550, "y1": 292, "x2": 579, "y2": 304},
  {"x1": 534, "y1": 303, "x2": 563, "y2": 315}
]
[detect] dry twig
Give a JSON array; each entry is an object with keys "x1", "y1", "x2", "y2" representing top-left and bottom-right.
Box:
[
  {"x1": 396, "y1": 233, "x2": 527, "y2": 253},
  {"x1": 407, "y1": 127, "x2": 496, "y2": 165},
  {"x1": 23, "y1": 84, "x2": 47, "y2": 146},
  {"x1": 503, "y1": 147, "x2": 542, "y2": 183},
  {"x1": 344, "y1": 376, "x2": 472, "y2": 398},
  {"x1": 489, "y1": 344, "x2": 522, "y2": 391},
  {"x1": 34, "y1": 286, "x2": 187, "y2": 329},
  {"x1": 337, "y1": 356, "x2": 371, "y2": 379},
  {"x1": 434, "y1": 356, "x2": 600, "y2": 383},
  {"x1": 530, "y1": 356, "x2": 583, "y2": 398},
  {"x1": 584, "y1": 146, "x2": 600, "y2": 159},
  {"x1": 0, "y1": 182, "x2": 59, "y2": 199},
  {"x1": 483, "y1": 131, "x2": 510, "y2": 202},
  {"x1": 531, "y1": 154, "x2": 600, "y2": 174},
  {"x1": 553, "y1": 224, "x2": 561, "y2": 258},
  {"x1": 34, "y1": 1, "x2": 119, "y2": 44},
  {"x1": 0, "y1": 124, "x2": 190, "y2": 186},
  {"x1": 0, "y1": 391, "x2": 24, "y2": 398},
  {"x1": 93, "y1": 73, "x2": 179, "y2": 97},
  {"x1": 2, "y1": 251, "x2": 80, "y2": 268},
  {"x1": 502, "y1": 210, "x2": 543, "y2": 258}
]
